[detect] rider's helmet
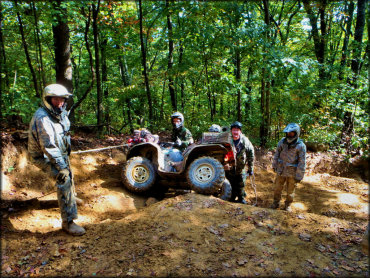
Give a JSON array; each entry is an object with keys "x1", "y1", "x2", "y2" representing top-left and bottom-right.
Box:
[
  {"x1": 171, "y1": 112, "x2": 184, "y2": 130},
  {"x1": 230, "y1": 121, "x2": 243, "y2": 130},
  {"x1": 43, "y1": 84, "x2": 72, "y2": 114},
  {"x1": 283, "y1": 123, "x2": 300, "y2": 143},
  {"x1": 208, "y1": 124, "x2": 221, "y2": 133}
]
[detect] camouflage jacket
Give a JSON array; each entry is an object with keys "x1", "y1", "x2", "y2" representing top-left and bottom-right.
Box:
[
  {"x1": 272, "y1": 138, "x2": 306, "y2": 181},
  {"x1": 28, "y1": 106, "x2": 71, "y2": 171},
  {"x1": 230, "y1": 134, "x2": 254, "y2": 174},
  {"x1": 171, "y1": 126, "x2": 193, "y2": 152}
]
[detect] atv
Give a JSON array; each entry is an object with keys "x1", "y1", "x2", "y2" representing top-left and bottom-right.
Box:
[{"x1": 121, "y1": 130, "x2": 236, "y2": 200}]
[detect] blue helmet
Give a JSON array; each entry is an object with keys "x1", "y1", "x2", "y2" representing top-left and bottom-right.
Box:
[
  {"x1": 283, "y1": 123, "x2": 300, "y2": 143},
  {"x1": 230, "y1": 121, "x2": 242, "y2": 130}
]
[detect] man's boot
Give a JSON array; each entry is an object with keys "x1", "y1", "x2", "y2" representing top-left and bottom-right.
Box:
[
  {"x1": 270, "y1": 200, "x2": 280, "y2": 209},
  {"x1": 62, "y1": 221, "x2": 86, "y2": 236},
  {"x1": 283, "y1": 202, "x2": 292, "y2": 212},
  {"x1": 75, "y1": 197, "x2": 84, "y2": 205},
  {"x1": 237, "y1": 196, "x2": 248, "y2": 205}
]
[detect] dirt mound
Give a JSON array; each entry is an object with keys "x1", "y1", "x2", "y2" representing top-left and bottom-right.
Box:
[{"x1": 1, "y1": 134, "x2": 369, "y2": 277}]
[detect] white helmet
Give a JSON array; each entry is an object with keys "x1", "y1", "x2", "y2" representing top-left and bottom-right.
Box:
[
  {"x1": 42, "y1": 84, "x2": 72, "y2": 112},
  {"x1": 171, "y1": 111, "x2": 184, "y2": 130},
  {"x1": 208, "y1": 124, "x2": 221, "y2": 132}
]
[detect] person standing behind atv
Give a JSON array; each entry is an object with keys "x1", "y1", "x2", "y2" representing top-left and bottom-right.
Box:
[
  {"x1": 28, "y1": 84, "x2": 85, "y2": 236},
  {"x1": 170, "y1": 112, "x2": 194, "y2": 152},
  {"x1": 271, "y1": 123, "x2": 306, "y2": 212},
  {"x1": 228, "y1": 121, "x2": 254, "y2": 204}
]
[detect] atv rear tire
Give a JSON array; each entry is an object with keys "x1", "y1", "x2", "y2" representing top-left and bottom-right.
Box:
[
  {"x1": 187, "y1": 157, "x2": 225, "y2": 195},
  {"x1": 218, "y1": 178, "x2": 232, "y2": 201},
  {"x1": 122, "y1": 157, "x2": 156, "y2": 193}
]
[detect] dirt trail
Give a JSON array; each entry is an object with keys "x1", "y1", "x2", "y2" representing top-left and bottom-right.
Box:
[{"x1": 1, "y1": 134, "x2": 369, "y2": 277}]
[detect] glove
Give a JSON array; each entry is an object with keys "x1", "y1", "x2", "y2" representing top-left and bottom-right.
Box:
[
  {"x1": 175, "y1": 138, "x2": 182, "y2": 147},
  {"x1": 247, "y1": 169, "x2": 254, "y2": 176},
  {"x1": 56, "y1": 168, "x2": 70, "y2": 183}
]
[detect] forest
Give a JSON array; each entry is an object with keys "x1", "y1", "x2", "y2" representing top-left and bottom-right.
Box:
[
  {"x1": 0, "y1": 0, "x2": 369, "y2": 152},
  {"x1": 1, "y1": 1, "x2": 369, "y2": 277}
]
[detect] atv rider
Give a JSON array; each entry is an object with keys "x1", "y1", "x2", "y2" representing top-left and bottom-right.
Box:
[
  {"x1": 271, "y1": 123, "x2": 306, "y2": 211},
  {"x1": 170, "y1": 112, "x2": 194, "y2": 152},
  {"x1": 28, "y1": 84, "x2": 85, "y2": 236},
  {"x1": 228, "y1": 121, "x2": 254, "y2": 204}
]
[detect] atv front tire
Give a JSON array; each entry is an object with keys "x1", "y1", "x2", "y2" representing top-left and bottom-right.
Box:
[
  {"x1": 187, "y1": 157, "x2": 225, "y2": 195},
  {"x1": 122, "y1": 157, "x2": 156, "y2": 193}
]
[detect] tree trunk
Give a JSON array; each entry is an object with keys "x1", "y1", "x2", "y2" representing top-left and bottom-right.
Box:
[
  {"x1": 118, "y1": 52, "x2": 134, "y2": 133},
  {"x1": 302, "y1": 0, "x2": 328, "y2": 80},
  {"x1": 15, "y1": 0, "x2": 40, "y2": 98},
  {"x1": 31, "y1": 1, "x2": 46, "y2": 88},
  {"x1": 260, "y1": 0, "x2": 271, "y2": 148},
  {"x1": 234, "y1": 45, "x2": 241, "y2": 122},
  {"x1": 340, "y1": 0, "x2": 366, "y2": 151},
  {"x1": 92, "y1": 1, "x2": 103, "y2": 133},
  {"x1": 52, "y1": 0, "x2": 73, "y2": 108},
  {"x1": 166, "y1": 0, "x2": 176, "y2": 111},
  {"x1": 338, "y1": 1, "x2": 354, "y2": 80},
  {"x1": 0, "y1": 2, "x2": 9, "y2": 91},
  {"x1": 138, "y1": 0, "x2": 153, "y2": 123},
  {"x1": 101, "y1": 37, "x2": 109, "y2": 131},
  {"x1": 350, "y1": 0, "x2": 366, "y2": 79},
  {"x1": 245, "y1": 67, "x2": 252, "y2": 120},
  {"x1": 70, "y1": 7, "x2": 95, "y2": 115},
  {"x1": 0, "y1": 2, "x2": 8, "y2": 121}
]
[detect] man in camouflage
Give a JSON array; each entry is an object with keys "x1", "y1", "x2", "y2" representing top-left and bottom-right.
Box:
[
  {"x1": 170, "y1": 112, "x2": 194, "y2": 152},
  {"x1": 28, "y1": 84, "x2": 85, "y2": 236},
  {"x1": 228, "y1": 121, "x2": 254, "y2": 204},
  {"x1": 271, "y1": 123, "x2": 306, "y2": 211}
]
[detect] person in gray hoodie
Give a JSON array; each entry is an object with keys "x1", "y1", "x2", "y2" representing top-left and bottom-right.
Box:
[
  {"x1": 271, "y1": 123, "x2": 306, "y2": 211},
  {"x1": 28, "y1": 84, "x2": 85, "y2": 236}
]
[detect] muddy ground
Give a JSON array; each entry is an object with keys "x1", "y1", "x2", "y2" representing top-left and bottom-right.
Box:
[{"x1": 1, "y1": 132, "x2": 369, "y2": 277}]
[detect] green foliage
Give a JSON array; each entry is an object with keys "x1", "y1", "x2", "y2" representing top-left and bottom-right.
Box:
[{"x1": 0, "y1": 1, "x2": 368, "y2": 155}]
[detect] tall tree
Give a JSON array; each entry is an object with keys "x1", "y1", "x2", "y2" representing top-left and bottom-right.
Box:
[
  {"x1": 138, "y1": 0, "x2": 153, "y2": 122},
  {"x1": 166, "y1": 0, "x2": 176, "y2": 111},
  {"x1": 260, "y1": 0, "x2": 271, "y2": 147},
  {"x1": 303, "y1": 0, "x2": 328, "y2": 80},
  {"x1": 92, "y1": 1, "x2": 103, "y2": 133},
  {"x1": 31, "y1": 1, "x2": 46, "y2": 88},
  {"x1": 52, "y1": 0, "x2": 73, "y2": 111},
  {"x1": 338, "y1": 1, "x2": 355, "y2": 80},
  {"x1": 340, "y1": 0, "x2": 367, "y2": 150},
  {"x1": 14, "y1": 0, "x2": 40, "y2": 98}
]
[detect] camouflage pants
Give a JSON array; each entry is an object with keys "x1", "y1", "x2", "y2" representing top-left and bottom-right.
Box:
[
  {"x1": 31, "y1": 156, "x2": 78, "y2": 223},
  {"x1": 226, "y1": 172, "x2": 247, "y2": 200},
  {"x1": 273, "y1": 175, "x2": 297, "y2": 205}
]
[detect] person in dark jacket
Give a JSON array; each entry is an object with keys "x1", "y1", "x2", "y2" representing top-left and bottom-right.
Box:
[
  {"x1": 170, "y1": 112, "x2": 194, "y2": 152},
  {"x1": 28, "y1": 84, "x2": 85, "y2": 236},
  {"x1": 271, "y1": 123, "x2": 306, "y2": 212},
  {"x1": 227, "y1": 121, "x2": 254, "y2": 204}
]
